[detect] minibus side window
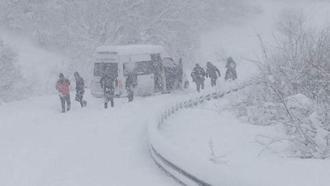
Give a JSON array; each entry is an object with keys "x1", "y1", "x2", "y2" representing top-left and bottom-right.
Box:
[
  {"x1": 94, "y1": 63, "x2": 104, "y2": 76},
  {"x1": 123, "y1": 61, "x2": 153, "y2": 76},
  {"x1": 94, "y1": 63, "x2": 118, "y2": 77}
]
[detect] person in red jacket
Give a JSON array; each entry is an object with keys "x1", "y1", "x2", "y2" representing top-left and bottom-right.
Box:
[{"x1": 56, "y1": 73, "x2": 71, "y2": 113}]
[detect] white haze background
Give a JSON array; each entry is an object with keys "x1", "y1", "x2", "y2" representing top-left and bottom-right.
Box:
[
  {"x1": 0, "y1": 0, "x2": 329, "y2": 186},
  {"x1": 0, "y1": 0, "x2": 328, "y2": 101}
]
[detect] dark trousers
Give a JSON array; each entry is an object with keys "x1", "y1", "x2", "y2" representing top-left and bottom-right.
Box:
[
  {"x1": 196, "y1": 81, "x2": 204, "y2": 92},
  {"x1": 75, "y1": 90, "x2": 85, "y2": 107},
  {"x1": 211, "y1": 78, "x2": 217, "y2": 87},
  {"x1": 127, "y1": 87, "x2": 134, "y2": 102},
  {"x1": 60, "y1": 95, "x2": 71, "y2": 112},
  {"x1": 184, "y1": 81, "x2": 189, "y2": 89},
  {"x1": 225, "y1": 69, "x2": 237, "y2": 80},
  {"x1": 104, "y1": 90, "x2": 114, "y2": 108},
  {"x1": 104, "y1": 97, "x2": 114, "y2": 108}
]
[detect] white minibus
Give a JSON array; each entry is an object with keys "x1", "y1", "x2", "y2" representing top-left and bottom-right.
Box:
[{"x1": 91, "y1": 45, "x2": 171, "y2": 97}]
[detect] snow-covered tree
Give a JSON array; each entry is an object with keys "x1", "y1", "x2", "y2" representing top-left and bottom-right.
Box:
[
  {"x1": 0, "y1": 40, "x2": 23, "y2": 102},
  {"x1": 0, "y1": 0, "x2": 256, "y2": 77},
  {"x1": 247, "y1": 11, "x2": 330, "y2": 158}
]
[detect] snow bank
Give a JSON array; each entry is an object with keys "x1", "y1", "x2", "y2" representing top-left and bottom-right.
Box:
[
  {"x1": 160, "y1": 91, "x2": 330, "y2": 186},
  {"x1": 285, "y1": 94, "x2": 314, "y2": 112},
  {"x1": 148, "y1": 81, "x2": 255, "y2": 185}
]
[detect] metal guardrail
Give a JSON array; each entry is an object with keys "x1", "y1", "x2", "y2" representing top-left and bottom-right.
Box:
[
  {"x1": 150, "y1": 145, "x2": 211, "y2": 186},
  {"x1": 148, "y1": 82, "x2": 254, "y2": 186}
]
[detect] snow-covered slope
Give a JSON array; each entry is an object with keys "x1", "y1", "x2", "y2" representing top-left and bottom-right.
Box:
[{"x1": 161, "y1": 91, "x2": 330, "y2": 186}]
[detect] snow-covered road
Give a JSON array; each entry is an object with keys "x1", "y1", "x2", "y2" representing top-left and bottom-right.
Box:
[
  {"x1": 0, "y1": 53, "x2": 257, "y2": 186},
  {"x1": 3, "y1": 1, "x2": 328, "y2": 185},
  {"x1": 0, "y1": 91, "x2": 191, "y2": 186}
]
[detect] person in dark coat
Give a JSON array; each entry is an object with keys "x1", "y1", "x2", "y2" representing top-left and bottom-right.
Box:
[
  {"x1": 164, "y1": 58, "x2": 177, "y2": 91},
  {"x1": 152, "y1": 54, "x2": 164, "y2": 92},
  {"x1": 125, "y1": 72, "x2": 137, "y2": 102},
  {"x1": 225, "y1": 57, "x2": 237, "y2": 81},
  {"x1": 206, "y1": 61, "x2": 221, "y2": 87},
  {"x1": 74, "y1": 72, "x2": 87, "y2": 107},
  {"x1": 56, "y1": 73, "x2": 71, "y2": 113},
  {"x1": 191, "y1": 64, "x2": 206, "y2": 92},
  {"x1": 176, "y1": 58, "x2": 184, "y2": 89},
  {"x1": 100, "y1": 71, "x2": 116, "y2": 109}
]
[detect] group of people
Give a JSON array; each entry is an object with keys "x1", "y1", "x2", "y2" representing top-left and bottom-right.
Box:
[
  {"x1": 55, "y1": 72, "x2": 87, "y2": 113},
  {"x1": 55, "y1": 57, "x2": 237, "y2": 112},
  {"x1": 99, "y1": 68, "x2": 138, "y2": 109},
  {"x1": 191, "y1": 57, "x2": 237, "y2": 92},
  {"x1": 55, "y1": 69, "x2": 137, "y2": 113}
]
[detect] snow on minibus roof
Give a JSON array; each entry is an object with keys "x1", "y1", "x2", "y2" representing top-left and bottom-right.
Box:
[{"x1": 95, "y1": 45, "x2": 169, "y2": 57}]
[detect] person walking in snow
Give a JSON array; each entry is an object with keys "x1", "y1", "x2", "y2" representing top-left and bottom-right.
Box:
[
  {"x1": 191, "y1": 64, "x2": 206, "y2": 92},
  {"x1": 125, "y1": 72, "x2": 137, "y2": 102},
  {"x1": 74, "y1": 72, "x2": 87, "y2": 107},
  {"x1": 100, "y1": 70, "x2": 116, "y2": 109},
  {"x1": 206, "y1": 61, "x2": 221, "y2": 87},
  {"x1": 225, "y1": 57, "x2": 237, "y2": 81},
  {"x1": 175, "y1": 58, "x2": 184, "y2": 89},
  {"x1": 56, "y1": 73, "x2": 71, "y2": 113}
]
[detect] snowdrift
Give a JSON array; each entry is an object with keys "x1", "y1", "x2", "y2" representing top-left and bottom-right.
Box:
[{"x1": 148, "y1": 81, "x2": 255, "y2": 185}]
